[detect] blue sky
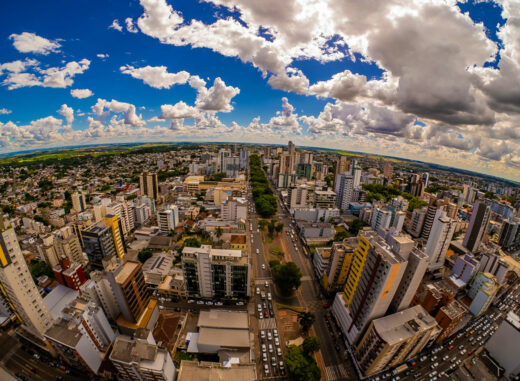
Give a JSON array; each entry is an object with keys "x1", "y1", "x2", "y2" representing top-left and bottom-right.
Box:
[{"x1": 1, "y1": 0, "x2": 520, "y2": 181}]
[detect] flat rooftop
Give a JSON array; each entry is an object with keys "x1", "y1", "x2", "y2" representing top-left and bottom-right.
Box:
[
  {"x1": 198, "y1": 310, "x2": 248, "y2": 330},
  {"x1": 198, "y1": 327, "x2": 250, "y2": 348},
  {"x1": 110, "y1": 336, "x2": 158, "y2": 364},
  {"x1": 177, "y1": 360, "x2": 256, "y2": 381},
  {"x1": 114, "y1": 261, "x2": 139, "y2": 283},
  {"x1": 45, "y1": 319, "x2": 82, "y2": 348}
]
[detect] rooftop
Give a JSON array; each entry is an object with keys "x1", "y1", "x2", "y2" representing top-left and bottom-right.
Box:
[
  {"x1": 371, "y1": 305, "x2": 437, "y2": 345},
  {"x1": 198, "y1": 310, "x2": 248, "y2": 330},
  {"x1": 44, "y1": 319, "x2": 83, "y2": 348},
  {"x1": 198, "y1": 327, "x2": 250, "y2": 348},
  {"x1": 114, "y1": 261, "x2": 139, "y2": 283},
  {"x1": 110, "y1": 335, "x2": 157, "y2": 364},
  {"x1": 177, "y1": 360, "x2": 256, "y2": 381},
  {"x1": 440, "y1": 299, "x2": 467, "y2": 319}
]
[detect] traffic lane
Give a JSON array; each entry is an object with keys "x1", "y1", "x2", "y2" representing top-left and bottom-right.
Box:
[{"x1": 6, "y1": 350, "x2": 77, "y2": 381}]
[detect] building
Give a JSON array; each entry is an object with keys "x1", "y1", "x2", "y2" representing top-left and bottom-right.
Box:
[
  {"x1": 72, "y1": 191, "x2": 87, "y2": 213},
  {"x1": 288, "y1": 185, "x2": 311, "y2": 210},
  {"x1": 105, "y1": 259, "x2": 151, "y2": 323},
  {"x1": 189, "y1": 310, "x2": 250, "y2": 354},
  {"x1": 485, "y1": 311, "x2": 520, "y2": 379},
  {"x1": 82, "y1": 218, "x2": 125, "y2": 269},
  {"x1": 222, "y1": 156, "x2": 240, "y2": 178},
  {"x1": 322, "y1": 238, "x2": 357, "y2": 292},
  {"x1": 142, "y1": 252, "x2": 173, "y2": 290},
  {"x1": 239, "y1": 148, "x2": 249, "y2": 170},
  {"x1": 110, "y1": 330, "x2": 176, "y2": 381},
  {"x1": 177, "y1": 360, "x2": 256, "y2": 381},
  {"x1": 44, "y1": 297, "x2": 116, "y2": 374},
  {"x1": 450, "y1": 254, "x2": 479, "y2": 286},
  {"x1": 53, "y1": 258, "x2": 87, "y2": 290},
  {"x1": 434, "y1": 299, "x2": 467, "y2": 342},
  {"x1": 182, "y1": 245, "x2": 250, "y2": 299},
  {"x1": 424, "y1": 209, "x2": 456, "y2": 271},
  {"x1": 463, "y1": 200, "x2": 491, "y2": 253},
  {"x1": 140, "y1": 172, "x2": 159, "y2": 200},
  {"x1": 388, "y1": 243, "x2": 429, "y2": 313},
  {"x1": 297, "y1": 222, "x2": 335, "y2": 245},
  {"x1": 107, "y1": 199, "x2": 135, "y2": 237},
  {"x1": 355, "y1": 305, "x2": 439, "y2": 376},
  {"x1": 336, "y1": 173, "x2": 354, "y2": 210},
  {"x1": 157, "y1": 205, "x2": 179, "y2": 235},
  {"x1": 81, "y1": 271, "x2": 121, "y2": 320},
  {"x1": 313, "y1": 188, "x2": 337, "y2": 209},
  {"x1": 334, "y1": 230, "x2": 407, "y2": 344},
  {"x1": 221, "y1": 198, "x2": 247, "y2": 222},
  {"x1": 38, "y1": 226, "x2": 86, "y2": 267},
  {"x1": 313, "y1": 247, "x2": 331, "y2": 280},
  {"x1": 498, "y1": 219, "x2": 519, "y2": 249},
  {"x1": 383, "y1": 163, "x2": 393, "y2": 179},
  {"x1": 478, "y1": 252, "x2": 512, "y2": 285},
  {"x1": 408, "y1": 207, "x2": 426, "y2": 238},
  {"x1": 371, "y1": 207, "x2": 392, "y2": 232},
  {"x1": 0, "y1": 225, "x2": 53, "y2": 339},
  {"x1": 467, "y1": 272, "x2": 499, "y2": 316}
]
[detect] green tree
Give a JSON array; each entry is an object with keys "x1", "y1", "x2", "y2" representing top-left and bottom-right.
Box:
[
  {"x1": 138, "y1": 248, "x2": 153, "y2": 263},
  {"x1": 325, "y1": 174, "x2": 333, "y2": 188},
  {"x1": 258, "y1": 219, "x2": 269, "y2": 230},
  {"x1": 215, "y1": 227, "x2": 223, "y2": 239},
  {"x1": 297, "y1": 311, "x2": 316, "y2": 334},
  {"x1": 183, "y1": 237, "x2": 201, "y2": 248},
  {"x1": 302, "y1": 336, "x2": 321, "y2": 355},
  {"x1": 275, "y1": 222, "x2": 284, "y2": 235},
  {"x1": 484, "y1": 191, "x2": 499, "y2": 200},
  {"x1": 269, "y1": 259, "x2": 281, "y2": 268},
  {"x1": 272, "y1": 247, "x2": 283, "y2": 256},
  {"x1": 349, "y1": 218, "x2": 364, "y2": 236},
  {"x1": 271, "y1": 261, "x2": 302, "y2": 297},
  {"x1": 284, "y1": 345, "x2": 321, "y2": 381},
  {"x1": 267, "y1": 220, "x2": 275, "y2": 238},
  {"x1": 333, "y1": 229, "x2": 350, "y2": 241},
  {"x1": 30, "y1": 259, "x2": 52, "y2": 279}
]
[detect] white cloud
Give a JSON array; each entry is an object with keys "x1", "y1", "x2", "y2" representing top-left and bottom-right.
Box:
[
  {"x1": 108, "y1": 19, "x2": 123, "y2": 32},
  {"x1": 92, "y1": 98, "x2": 145, "y2": 127},
  {"x1": 195, "y1": 77, "x2": 240, "y2": 112},
  {"x1": 96, "y1": 53, "x2": 109, "y2": 59},
  {"x1": 125, "y1": 18, "x2": 139, "y2": 33},
  {"x1": 1, "y1": 58, "x2": 90, "y2": 90},
  {"x1": 57, "y1": 104, "x2": 74, "y2": 125},
  {"x1": 9, "y1": 32, "x2": 61, "y2": 55},
  {"x1": 160, "y1": 101, "x2": 200, "y2": 119},
  {"x1": 70, "y1": 88, "x2": 94, "y2": 99},
  {"x1": 0, "y1": 108, "x2": 12, "y2": 115},
  {"x1": 120, "y1": 65, "x2": 190, "y2": 89}
]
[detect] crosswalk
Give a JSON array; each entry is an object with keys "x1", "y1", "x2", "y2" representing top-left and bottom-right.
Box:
[
  {"x1": 259, "y1": 317, "x2": 277, "y2": 329},
  {"x1": 324, "y1": 364, "x2": 349, "y2": 381}
]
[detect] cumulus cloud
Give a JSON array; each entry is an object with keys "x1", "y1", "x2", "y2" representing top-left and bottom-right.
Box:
[
  {"x1": 120, "y1": 65, "x2": 190, "y2": 89},
  {"x1": 195, "y1": 77, "x2": 240, "y2": 112},
  {"x1": 108, "y1": 19, "x2": 123, "y2": 32},
  {"x1": 0, "y1": 108, "x2": 12, "y2": 115},
  {"x1": 0, "y1": 116, "x2": 64, "y2": 148},
  {"x1": 92, "y1": 98, "x2": 145, "y2": 127},
  {"x1": 0, "y1": 58, "x2": 90, "y2": 90},
  {"x1": 9, "y1": 32, "x2": 61, "y2": 54},
  {"x1": 70, "y1": 88, "x2": 94, "y2": 99},
  {"x1": 125, "y1": 18, "x2": 139, "y2": 33},
  {"x1": 57, "y1": 104, "x2": 74, "y2": 125},
  {"x1": 160, "y1": 101, "x2": 200, "y2": 119},
  {"x1": 96, "y1": 53, "x2": 109, "y2": 59}
]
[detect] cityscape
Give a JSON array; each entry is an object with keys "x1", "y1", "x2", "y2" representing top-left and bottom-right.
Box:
[{"x1": 1, "y1": 1, "x2": 520, "y2": 381}]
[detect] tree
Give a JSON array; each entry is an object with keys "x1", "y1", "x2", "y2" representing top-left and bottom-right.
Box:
[
  {"x1": 138, "y1": 248, "x2": 153, "y2": 263},
  {"x1": 297, "y1": 311, "x2": 316, "y2": 334},
  {"x1": 349, "y1": 218, "x2": 364, "y2": 236},
  {"x1": 30, "y1": 259, "x2": 52, "y2": 279},
  {"x1": 275, "y1": 222, "x2": 284, "y2": 235},
  {"x1": 302, "y1": 336, "x2": 321, "y2": 355},
  {"x1": 267, "y1": 220, "x2": 275, "y2": 238},
  {"x1": 333, "y1": 229, "x2": 350, "y2": 241},
  {"x1": 269, "y1": 259, "x2": 281, "y2": 268},
  {"x1": 258, "y1": 219, "x2": 269, "y2": 230},
  {"x1": 215, "y1": 227, "x2": 223, "y2": 239},
  {"x1": 272, "y1": 247, "x2": 283, "y2": 256},
  {"x1": 284, "y1": 345, "x2": 321, "y2": 381},
  {"x1": 183, "y1": 237, "x2": 201, "y2": 248},
  {"x1": 271, "y1": 261, "x2": 302, "y2": 297}
]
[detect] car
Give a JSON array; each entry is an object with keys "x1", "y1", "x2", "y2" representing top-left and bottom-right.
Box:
[
  {"x1": 268, "y1": 344, "x2": 273, "y2": 353},
  {"x1": 258, "y1": 311, "x2": 263, "y2": 319},
  {"x1": 335, "y1": 344, "x2": 341, "y2": 352},
  {"x1": 215, "y1": 301, "x2": 223, "y2": 306},
  {"x1": 451, "y1": 358, "x2": 457, "y2": 363},
  {"x1": 264, "y1": 364, "x2": 269, "y2": 374},
  {"x1": 265, "y1": 281, "x2": 269, "y2": 287},
  {"x1": 235, "y1": 301, "x2": 244, "y2": 306},
  {"x1": 443, "y1": 355, "x2": 449, "y2": 361},
  {"x1": 269, "y1": 309, "x2": 274, "y2": 317},
  {"x1": 460, "y1": 349, "x2": 467, "y2": 355},
  {"x1": 267, "y1": 331, "x2": 272, "y2": 340},
  {"x1": 430, "y1": 362, "x2": 439, "y2": 369},
  {"x1": 205, "y1": 301, "x2": 213, "y2": 305},
  {"x1": 256, "y1": 249, "x2": 259, "y2": 254},
  {"x1": 262, "y1": 344, "x2": 266, "y2": 352},
  {"x1": 277, "y1": 347, "x2": 282, "y2": 356},
  {"x1": 262, "y1": 352, "x2": 267, "y2": 362},
  {"x1": 459, "y1": 345, "x2": 465, "y2": 350},
  {"x1": 30, "y1": 367, "x2": 37, "y2": 373},
  {"x1": 413, "y1": 374, "x2": 422, "y2": 379},
  {"x1": 33, "y1": 353, "x2": 40, "y2": 359},
  {"x1": 275, "y1": 337, "x2": 280, "y2": 346},
  {"x1": 260, "y1": 330, "x2": 266, "y2": 339},
  {"x1": 272, "y1": 356, "x2": 277, "y2": 367},
  {"x1": 264, "y1": 310, "x2": 269, "y2": 318},
  {"x1": 448, "y1": 345, "x2": 454, "y2": 350},
  {"x1": 256, "y1": 287, "x2": 261, "y2": 295},
  {"x1": 258, "y1": 303, "x2": 262, "y2": 311},
  {"x1": 279, "y1": 361, "x2": 284, "y2": 370},
  {"x1": 263, "y1": 302, "x2": 267, "y2": 309},
  {"x1": 267, "y1": 292, "x2": 272, "y2": 301},
  {"x1": 197, "y1": 300, "x2": 204, "y2": 305},
  {"x1": 468, "y1": 349, "x2": 476, "y2": 355},
  {"x1": 420, "y1": 355, "x2": 428, "y2": 362},
  {"x1": 261, "y1": 264, "x2": 266, "y2": 270}
]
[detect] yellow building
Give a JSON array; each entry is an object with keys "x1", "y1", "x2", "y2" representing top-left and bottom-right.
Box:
[
  {"x1": 104, "y1": 215, "x2": 126, "y2": 260},
  {"x1": 343, "y1": 231, "x2": 371, "y2": 306},
  {"x1": 323, "y1": 237, "x2": 357, "y2": 292}
]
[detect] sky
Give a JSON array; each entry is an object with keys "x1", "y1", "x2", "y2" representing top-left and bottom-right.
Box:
[{"x1": 0, "y1": 0, "x2": 520, "y2": 181}]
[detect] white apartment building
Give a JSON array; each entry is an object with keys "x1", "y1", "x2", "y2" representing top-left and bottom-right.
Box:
[
  {"x1": 220, "y1": 197, "x2": 247, "y2": 222},
  {"x1": 0, "y1": 226, "x2": 53, "y2": 339},
  {"x1": 371, "y1": 207, "x2": 392, "y2": 232},
  {"x1": 157, "y1": 205, "x2": 179, "y2": 235},
  {"x1": 81, "y1": 271, "x2": 121, "y2": 320},
  {"x1": 424, "y1": 209, "x2": 456, "y2": 270}
]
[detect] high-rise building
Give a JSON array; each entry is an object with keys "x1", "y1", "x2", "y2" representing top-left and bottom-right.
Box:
[
  {"x1": 498, "y1": 219, "x2": 519, "y2": 249},
  {"x1": 467, "y1": 272, "x2": 498, "y2": 316},
  {"x1": 289, "y1": 184, "x2": 311, "y2": 210},
  {"x1": 408, "y1": 207, "x2": 426, "y2": 238},
  {"x1": 288, "y1": 140, "x2": 295, "y2": 156},
  {"x1": 182, "y1": 245, "x2": 250, "y2": 299},
  {"x1": 110, "y1": 331, "x2": 176, "y2": 381},
  {"x1": 450, "y1": 254, "x2": 479, "y2": 286},
  {"x1": 81, "y1": 271, "x2": 121, "y2": 320},
  {"x1": 336, "y1": 173, "x2": 354, "y2": 210},
  {"x1": 313, "y1": 188, "x2": 337, "y2": 209},
  {"x1": 322, "y1": 237, "x2": 357, "y2": 292},
  {"x1": 389, "y1": 243, "x2": 429, "y2": 313},
  {"x1": 421, "y1": 172, "x2": 430, "y2": 188},
  {"x1": 334, "y1": 230, "x2": 407, "y2": 344},
  {"x1": 0, "y1": 226, "x2": 52, "y2": 339},
  {"x1": 157, "y1": 205, "x2": 179, "y2": 235},
  {"x1": 485, "y1": 311, "x2": 520, "y2": 379},
  {"x1": 239, "y1": 148, "x2": 249, "y2": 170},
  {"x1": 217, "y1": 148, "x2": 231, "y2": 173},
  {"x1": 103, "y1": 215, "x2": 126, "y2": 260},
  {"x1": 478, "y1": 252, "x2": 512, "y2": 285},
  {"x1": 424, "y1": 209, "x2": 456, "y2": 270},
  {"x1": 82, "y1": 222, "x2": 118, "y2": 268},
  {"x1": 434, "y1": 298, "x2": 467, "y2": 342},
  {"x1": 355, "y1": 305, "x2": 439, "y2": 376},
  {"x1": 370, "y1": 207, "x2": 392, "y2": 232},
  {"x1": 72, "y1": 191, "x2": 87, "y2": 213},
  {"x1": 139, "y1": 172, "x2": 159, "y2": 200},
  {"x1": 463, "y1": 200, "x2": 491, "y2": 253},
  {"x1": 104, "y1": 258, "x2": 150, "y2": 323},
  {"x1": 107, "y1": 199, "x2": 135, "y2": 237},
  {"x1": 383, "y1": 163, "x2": 393, "y2": 179}
]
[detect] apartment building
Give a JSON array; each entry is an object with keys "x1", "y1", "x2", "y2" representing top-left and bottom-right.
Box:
[{"x1": 322, "y1": 237, "x2": 357, "y2": 292}]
